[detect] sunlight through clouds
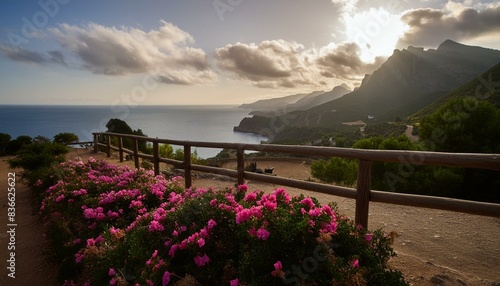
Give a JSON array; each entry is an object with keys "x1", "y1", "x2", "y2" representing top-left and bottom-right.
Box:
[{"x1": 342, "y1": 8, "x2": 407, "y2": 61}]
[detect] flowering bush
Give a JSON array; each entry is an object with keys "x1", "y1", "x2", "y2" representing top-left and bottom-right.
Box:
[{"x1": 37, "y1": 158, "x2": 407, "y2": 285}]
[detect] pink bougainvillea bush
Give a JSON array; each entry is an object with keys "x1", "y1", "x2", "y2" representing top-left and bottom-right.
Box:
[{"x1": 37, "y1": 158, "x2": 407, "y2": 285}]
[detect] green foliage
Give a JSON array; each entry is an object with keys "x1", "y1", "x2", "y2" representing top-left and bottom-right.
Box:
[
  {"x1": 105, "y1": 118, "x2": 148, "y2": 152},
  {"x1": 6, "y1": 135, "x2": 33, "y2": 154},
  {"x1": 144, "y1": 143, "x2": 204, "y2": 164},
  {"x1": 54, "y1": 132, "x2": 79, "y2": 145},
  {"x1": 420, "y1": 97, "x2": 500, "y2": 153},
  {"x1": 0, "y1": 133, "x2": 11, "y2": 155},
  {"x1": 311, "y1": 157, "x2": 358, "y2": 186},
  {"x1": 8, "y1": 141, "x2": 68, "y2": 197}
]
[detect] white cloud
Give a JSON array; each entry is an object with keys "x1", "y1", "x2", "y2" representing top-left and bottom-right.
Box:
[
  {"x1": 49, "y1": 21, "x2": 217, "y2": 84},
  {"x1": 0, "y1": 21, "x2": 217, "y2": 85},
  {"x1": 216, "y1": 40, "x2": 326, "y2": 88}
]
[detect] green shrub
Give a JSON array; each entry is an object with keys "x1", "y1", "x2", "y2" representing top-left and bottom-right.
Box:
[
  {"x1": 54, "y1": 132, "x2": 79, "y2": 145},
  {"x1": 8, "y1": 141, "x2": 68, "y2": 197}
]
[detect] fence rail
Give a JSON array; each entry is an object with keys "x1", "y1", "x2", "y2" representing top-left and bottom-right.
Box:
[{"x1": 93, "y1": 132, "x2": 500, "y2": 228}]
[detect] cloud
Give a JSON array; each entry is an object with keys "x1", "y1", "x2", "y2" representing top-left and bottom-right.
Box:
[
  {"x1": 215, "y1": 39, "x2": 387, "y2": 88},
  {"x1": 316, "y1": 42, "x2": 386, "y2": 80},
  {"x1": 398, "y1": 4, "x2": 500, "y2": 48},
  {"x1": 216, "y1": 40, "x2": 330, "y2": 88},
  {"x1": 0, "y1": 45, "x2": 64, "y2": 65},
  {"x1": 48, "y1": 21, "x2": 216, "y2": 84},
  {"x1": 0, "y1": 21, "x2": 216, "y2": 85}
]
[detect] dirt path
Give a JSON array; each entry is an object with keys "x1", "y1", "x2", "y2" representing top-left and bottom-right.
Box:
[
  {"x1": 405, "y1": 125, "x2": 420, "y2": 142},
  {"x1": 1, "y1": 148, "x2": 499, "y2": 285},
  {"x1": 0, "y1": 157, "x2": 59, "y2": 286}
]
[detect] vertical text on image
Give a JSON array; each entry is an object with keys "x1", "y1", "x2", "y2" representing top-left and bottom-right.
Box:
[{"x1": 7, "y1": 172, "x2": 17, "y2": 279}]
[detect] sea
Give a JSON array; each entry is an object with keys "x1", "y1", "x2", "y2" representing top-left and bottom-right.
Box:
[{"x1": 0, "y1": 105, "x2": 266, "y2": 159}]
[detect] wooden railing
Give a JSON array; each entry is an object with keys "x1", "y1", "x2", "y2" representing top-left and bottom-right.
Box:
[{"x1": 93, "y1": 132, "x2": 500, "y2": 228}]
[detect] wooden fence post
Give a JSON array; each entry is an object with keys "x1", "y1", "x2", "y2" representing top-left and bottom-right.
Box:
[
  {"x1": 237, "y1": 148, "x2": 245, "y2": 185},
  {"x1": 118, "y1": 137, "x2": 124, "y2": 162},
  {"x1": 184, "y1": 145, "x2": 192, "y2": 188},
  {"x1": 133, "y1": 138, "x2": 139, "y2": 169},
  {"x1": 93, "y1": 133, "x2": 98, "y2": 153},
  {"x1": 153, "y1": 141, "x2": 159, "y2": 176},
  {"x1": 106, "y1": 134, "x2": 111, "y2": 158},
  {"x1": 355, "y1": 160, "x2": 372, "y2": 229}
]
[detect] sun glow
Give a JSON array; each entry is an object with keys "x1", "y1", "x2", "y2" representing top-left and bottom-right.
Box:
[{"x1": 343, "y1": 8, "x2": 408, "y2": 62}]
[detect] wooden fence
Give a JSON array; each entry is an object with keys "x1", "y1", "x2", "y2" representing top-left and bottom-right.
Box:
[{"x1": 93, "y1": 132, "x2": 500, "y2": 228}]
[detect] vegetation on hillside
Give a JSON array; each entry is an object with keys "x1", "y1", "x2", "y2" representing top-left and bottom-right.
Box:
[{"x1": 311, "y1": 96, "x2": 500, "y2": 203}]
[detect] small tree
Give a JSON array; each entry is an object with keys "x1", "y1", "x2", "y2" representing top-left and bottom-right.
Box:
[
  {"x1": 105, "y1": 118, "x2": 148, "y2": 152},
  {"x1": 0, "y1": 133, "x2": 11, "y2": 155},
  {"x1": 53, "y1": 132, "x2": 79, "y2": 145},
  {"x1": 7, "y1": 135, "x2": 32, "y2": 154}
]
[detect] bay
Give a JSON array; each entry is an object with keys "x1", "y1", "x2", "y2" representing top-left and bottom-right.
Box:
[{"x1": 0, "y1": 105, "x2": 266, "y2": 158}]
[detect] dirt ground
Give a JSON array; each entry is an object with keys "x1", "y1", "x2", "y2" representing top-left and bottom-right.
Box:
[{"x1": 1, "y1": 148, "x2": 499, "y2": 286}]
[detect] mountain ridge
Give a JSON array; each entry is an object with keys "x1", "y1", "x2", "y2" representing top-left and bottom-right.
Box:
[{"x1": 234, "y1": 40, "x2": 500, "y2": 142}]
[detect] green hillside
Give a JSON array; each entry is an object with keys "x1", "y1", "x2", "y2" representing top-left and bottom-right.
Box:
[{"x1": 409, "y1": 62, "x2": 500, "y2": 123}]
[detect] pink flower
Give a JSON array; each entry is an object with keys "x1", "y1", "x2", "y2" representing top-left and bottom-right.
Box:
[
  {"x1": 300, "y1": 197, "x2": 315, "y2": 209},
  {"x1": 263, "y1": 201, "x2": 277, "y2": 211},
  {"x1": 237, "y1": 184, "x2": 248, "y2": 192},
  {"x1": 256, "y1": 227, "x2": 270, "y2": 240},
  {"x1": 86, "y1": 238, "x2": 96, "y2": 247},
  {"x1": 55, "y1": 194, "x2": 65, "y2": 203},
  {"x1": 149, "y1": 220, "x2": 165, "y2": 232},
  {"x1": 108, "y1": 268, "x2": 116, "y2": 276},
  {"x1": 162, "y1": 271, "x2": 171, "y2": 286},
  {"x1": 273, "y1": 260, "x2": 282, "y2": 271},
  {"x1": 352, "y1": 259, "x2": 359, "y2": 268},
  {"x1": 197, "y1": 238, "x2": 205, "y2": 248},
  {"x1": 168, "y1": 244, "x2": 179, "y2": 257},
  {"x1": 321, "y1": 221, "x2": 338, "y2": 233},
  {"x1": 200, "y1": 228, "x2": 208, "y2": 237},
  {"x1": 365, "y1": 233, "x2": 373, "y2": 242},
  {"x1": 244, "y1": 192, "x2": 257, "y2": 202},
  {"x1": 151, "y1": 249, "x2": 158, "y2": 258},
  {"x1": 193, "y1": 253, "x2": 210, "y2": 267},
  {"x1": 207, "y1": 219, "x2": 217, "y2": 230},
  {"x1": 110, "y1": 278, "x2": 117, "y2": 285},
  {"x1": 75, "y1": 252, "x2": 84, "y2": 263},
  {"x1": 230, "y1": 278, "x2": 239, "y2": 286},
  {"x1": 248, "y1": 227, "x2": 257, "y2": 236},
  {"x1": 308, "y1": 208, "x2": 321, "y2": 217}
]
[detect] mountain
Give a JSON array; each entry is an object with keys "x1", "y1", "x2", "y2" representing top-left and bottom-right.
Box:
[
  {"x1": 239, "y1": 85, "x2": 351, "y2": 117},
  {"x1": 409, "y1": 62, "x2": 500, "y2": 122},
  {"x1": 238, "y1": 91, "x2": 324, "y2": 113},
  {"x1": 234, "y1": 40, "x2": 500, "y2": 141},
  {"x1": 286, "y1": 85, "x2": 351, "y2": 112}
]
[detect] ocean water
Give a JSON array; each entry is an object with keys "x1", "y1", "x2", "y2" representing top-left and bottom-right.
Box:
[{"x1": 0, "y1": 105, "x2": 266, "y2": 158}]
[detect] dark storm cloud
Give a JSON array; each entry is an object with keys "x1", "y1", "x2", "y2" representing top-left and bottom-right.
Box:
[{"x1": 398, "y1": 5, "x2": 500, "y2": 47}]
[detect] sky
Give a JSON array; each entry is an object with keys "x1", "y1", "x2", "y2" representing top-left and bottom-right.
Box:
[{"x1": 0, "y1": 0, "x2": 499, "y2": 105}]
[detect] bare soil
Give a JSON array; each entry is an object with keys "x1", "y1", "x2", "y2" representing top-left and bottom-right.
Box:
[{"x1": 1, "y1": 148, "x2": 499, "y2": 286}]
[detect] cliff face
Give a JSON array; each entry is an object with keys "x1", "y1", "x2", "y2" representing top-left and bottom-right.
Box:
[{"x1": 233, "y1": 116, "x2": 271, "y2": 137}]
